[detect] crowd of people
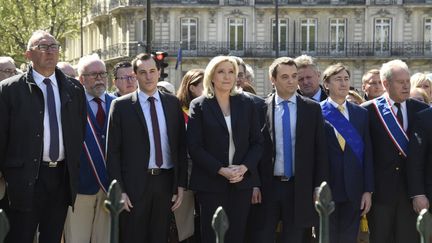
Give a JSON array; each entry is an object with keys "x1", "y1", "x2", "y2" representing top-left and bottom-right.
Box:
[{"x1": 1, "y1": 30, "x2": 432, "y2": 243}]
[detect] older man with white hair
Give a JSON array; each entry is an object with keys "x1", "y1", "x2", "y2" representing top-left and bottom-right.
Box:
[
  {"x1": 0, "y1": 56, "x2": 17, "y2": 81},
  {"x1": 64, "y1": 54, "x2": 114, "y2": 243}
]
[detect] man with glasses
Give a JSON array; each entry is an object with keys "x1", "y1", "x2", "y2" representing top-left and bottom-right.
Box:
[
  {"x1": 0, "y1": 30, "x2": 86, "y2": 243},
  {"x1": 64, "y1": 54, "x2": 113, "y2": 243},
  {"x1": 112, "y1": 61, "x2": 138, "y2": 97},
  {"x1": 0, "y1": 56, "x2": 17, "y2": 81}
]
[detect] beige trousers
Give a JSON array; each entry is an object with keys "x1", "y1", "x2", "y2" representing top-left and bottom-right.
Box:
[{"x1": 64, "y1": 189, "x2": 110, "y2": 243}]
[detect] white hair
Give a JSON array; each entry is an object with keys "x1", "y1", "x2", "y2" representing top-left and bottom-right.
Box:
[
  {"x1": 380, "y1": 59, "x2": 409, "y2": 82},
  {"x1": 0, "y1": 56, "x2": 15, "y2": 65},
  {"x1": 77, "y1": 53, "x2": 103, "y2": 76}
]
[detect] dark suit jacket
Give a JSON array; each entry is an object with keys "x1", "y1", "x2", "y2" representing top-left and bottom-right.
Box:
[
  {"x1": 297, "y1": 85, "x2": 328, "y2": 102},
  {"x1": 362, "y1": 98, "x2": 428, "y2": 204},
  {"x1": 106, "y1": 90, "x2": 187, "y2": 203},
  {"x1": 262, "y1": 94, "x2": 329, "y2": 227},
  {"x1": 321, "y1": 100, "x2": 374, "y2": 204},
  {"x1": 407, "y1": 107, "x2": 432, "y2": 199},
  {"x1": 187, "y1": 93, "x2": 263, "y2": 192},
  {"x1": 0, "y1": 67, "x2": 86, "y2": 211}
]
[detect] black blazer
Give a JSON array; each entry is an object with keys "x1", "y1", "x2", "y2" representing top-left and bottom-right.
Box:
[
  {"x1": 407, "y1": 107, "x2": 432, "y2": 199},
  {"x1": 261, "y1": 94, "x2": 329, "y2": 227},
  {"x1": 0, "y1": 67, "x2": 86, "y2": 211},
  {"x1": 106, "y1": 90, "x2": 187, "y2": 203},
  {"x1": 362, "y1": 98, "x2": 429, "y2": 204},
  {"x1": 187, "y1": 93, "x2": 263, "y2": 192}
]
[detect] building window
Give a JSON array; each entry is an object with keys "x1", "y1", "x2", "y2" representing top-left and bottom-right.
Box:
[
  {"x1": 301, "y1": 18, "x2": 317, "y2": 52},
  {"x1": 425, "y1": 18, "x2": 432, "y2": 52},
  {"x1": 374, "y1": 18, "x2": 391, "y2": 52},
  {"x1": 272, "y1": 19, "x2": 288, "y2": 51},
  {"x1": 181, "y1": 18, "x2": 198, "y2": 50},
  {"x1": 330, "y1": 18, "x2": 346, "y2": 53},
  {"x1": 142, "y1": 19, "x2": 153, "y2": 42},
  {"x1": 228, "y1": 18, "x2": 245, "y2": 51}
]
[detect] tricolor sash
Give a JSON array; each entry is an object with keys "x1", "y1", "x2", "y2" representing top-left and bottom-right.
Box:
[
  {"x1": 321, "y1": 101, "x2": 364, "y2": 165},
  {"x1": 372, "y1": 96, "x2": 408, "y2": 157},
  {"x1": 83, "y1": 114, "x2": 109, "y2": 193}
]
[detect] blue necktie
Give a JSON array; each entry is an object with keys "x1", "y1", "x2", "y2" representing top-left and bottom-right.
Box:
[
  {"x1": 282, "y1": 101, "x2": 293, "y2": 178},
  {"x1": 43, "y1": 78, "x2": 60, "y2": 161}
]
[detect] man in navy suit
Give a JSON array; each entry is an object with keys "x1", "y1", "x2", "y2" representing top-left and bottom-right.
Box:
[
  {"x1": 320, "y1": 63, "x2": 374, "y2": 243},
  {"x1": 64, "y1": 54, "x2": 114, "y2": 243},
  {"x1": 362, "y1": 59, "x2": 429, "y2": 243},
  {"x1": 258, "y1": 57, "x2": 329, "y2": 243}
]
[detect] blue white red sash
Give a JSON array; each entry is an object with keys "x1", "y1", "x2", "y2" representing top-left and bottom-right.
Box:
[
  {"x1": 83, "y1": 115, "x2": 108, "y2": 193},
  {"x1": 321, "y1": 102, "x2": 364, "y2": 165},
  {"x1": 372, "y1": 96, "x2": 408, "y2": 157}
]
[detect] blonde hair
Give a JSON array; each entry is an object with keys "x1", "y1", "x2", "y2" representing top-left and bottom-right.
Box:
[
  {"x1": 294, "y1": 54, "x2": 319, "y2": 71},
  {"x1": 410, "y1": 73, "x2": 432, "y2": 91},
  {"x1": 202, "y1": 56, "x2": 239, "y2": 98}
]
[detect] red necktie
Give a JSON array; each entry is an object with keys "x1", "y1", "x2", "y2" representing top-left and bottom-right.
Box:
[
  {"x1": 93, "y1": 97, "x2": 105, "y2": 128},
  {"x1": 148, "y1": 96, "x2": 163, "y2": 167}
]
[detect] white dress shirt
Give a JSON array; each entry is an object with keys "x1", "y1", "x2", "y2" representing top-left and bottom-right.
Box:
[
  {"x1": 138, "y1": 90, "x2": 173, "y2": 169},
  {"x1": 224, "y1": 115, "x2": 235, "y2": 165},
  {"x1": 86, "y1": 92, "x2": 106, "y2": 115},
  {"x1": 387, "y1": 96, "x2": 408, "y2": 131},
  {"x1": 33, "y1": 70, "x2": 65, "y2": 161},
  {"x1": 274, "y1": 94, "x2": 297, "y2": 176}
]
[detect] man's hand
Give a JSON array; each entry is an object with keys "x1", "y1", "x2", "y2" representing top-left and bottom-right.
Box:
[
  {"x1": 122, "y1": 193, "x2": 133, "y2": 212},
  {"x1": 171, "y1": 187, "x2": 185, "y2": 211},
  {"x1": 413, "y1": 195, "x2": 429, "y2": 214},
  {"x1": 360, "y1": 192, "x2": 372, "y2": 216},
  {"x1": 251, "y1": 187, "x2": 262, "y2": 204}
]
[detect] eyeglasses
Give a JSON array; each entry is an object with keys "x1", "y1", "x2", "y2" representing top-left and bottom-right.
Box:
[
  {"x1": 82, "y1": 72, "x2": 108, "y2": 79},
  {"x1": 31, "y1": 43, "x2": 61, "y2": 52},
  {"x1": 0, "y1": 69, "x2": 17, "y2": 75},
  {"x1": 116, "y1": 75, "x2": 136, "y2": 81}
]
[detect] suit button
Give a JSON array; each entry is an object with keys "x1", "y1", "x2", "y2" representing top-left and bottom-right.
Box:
[
  {"x1": 101, "y1": 135, "x2": 105, "y2": 139},
  {"x1": 39, "y1": 111, "x2": 43, "y2": 114},
  {"x1": 395, "y1": 167, "x2": 400, "y2": 171},
  {"x1": 33, "y1": 159, "x2": 37, "y2": 162},
  {"x1": 398, "y1": 152, "x2": 402, "y2": 156},
  {"x1": 28, "y1": 182, "x2": 33, "y2": 186},
  {"x1": 36, "y1": 133, "x2": 41, "y2": 137}
]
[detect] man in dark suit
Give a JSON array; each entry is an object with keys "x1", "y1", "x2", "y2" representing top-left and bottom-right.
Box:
[
  {"x1": 106, "y1": 53, "x2": 187, "y2": 243},
  {"x1": 294, "y1": 54, "x2": 327, "y2": 102},
  {"x1": 362, "y1": 59, "x2": 429, "y2": 243},
  {"x1": 320, "y1": 63, "x2": 374, "y2": 243},
  {"x1": 64, "y1": 54, "x2": 114, "y2": 243},
  {"x1": 0, "y1": 30, "x2": 86, "y2": 243},
  {"x1": 407, "y1": 107, "x2": 432, "y2": 215},
  {"x1": 257, "y1": 57, "x2": 329, "y2": 243}
]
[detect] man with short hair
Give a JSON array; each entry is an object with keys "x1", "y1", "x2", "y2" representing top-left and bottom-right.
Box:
[
  {"x1": 362, "y1": 69, "x2": 384, "y2": 101},
  {"x1": 0, "y1": 56, "x2": 17, "y2": 81},
  {"x1": 107, "y1": 53, "x2": 187, "y2": 243},
  {"x1": 362, "y1": 59, "x2": 429, "y2": 243},
  {"x1": 258, "y1": 57, "x2": 329, "y2": 242},
  {"x1": 0, "y1": 30, "x2": 86, "y2": 243},
  {"x1": 112, "y1": 61, "x2": 138, "y2": 97},
  {"x1": 57, "y1": 61, "x2": 77, "y2": 78},
  {"x1": 64, "y1": 54, "x2": 113, "y2": 243},
  {"x1": 294, "y1": 54, "x2": 327, "y2": 102}
]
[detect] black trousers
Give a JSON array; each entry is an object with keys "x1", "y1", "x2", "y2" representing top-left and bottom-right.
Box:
[
  {"x1": 330, "y1": 201, "x2": 361, "y2": 243},
  {"x1": 258, "y1": 179, "x2": 312, "y2": 243},
  {"x1": 120, "y1": 171, "x2": 173, "y2": 243},
  {"x1": 5, "y1": 164, "x2": 69, "y2": 243},
  {"x1": 197, "y1": 187, "x2": 252, "y2": 243}
]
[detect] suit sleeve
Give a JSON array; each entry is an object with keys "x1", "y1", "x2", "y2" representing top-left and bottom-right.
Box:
[
  {"x1": 175, "y1": 99, "x2": 188, "y2": 188},
  {"x1": 314, "y1": 104, "x2": 330, "y2": 188},
  {"x1": 407, "y1": 113, "x2": 427, "y2": 197},
  {"x1": 106, "y1": 99, "x2": 125, "y2": 189},
  {"x1": 187, "y1": 100, "x2": 223, "y2": 176},
  {"x1": 362, "y1": 110, "x2": 374, "y2": 193}
]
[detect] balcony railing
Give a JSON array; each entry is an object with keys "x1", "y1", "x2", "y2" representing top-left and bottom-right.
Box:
[
  {"x1": 108, "y1": 0, "x2": 218, "y2": 9},
  {"x1": 91, "y1": 41, "x2": 432, "y2": 61}
]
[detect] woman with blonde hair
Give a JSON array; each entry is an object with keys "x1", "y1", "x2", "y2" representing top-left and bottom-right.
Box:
[
  {"x1": 187, "y1": 56, "x2": 263, "y2": 243},
  {"x1": 410, "y1": 72, "x2": 432, "y2": 103}
]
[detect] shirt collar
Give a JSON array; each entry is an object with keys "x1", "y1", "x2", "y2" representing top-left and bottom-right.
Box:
[
  {"x1": 328, "y1": 97, "x2": 347, "y2": 110},
  {"x1": 275, "y1": 93, "x2": 297, "y2": 106},
  {"x1": 386, "y1": 93, "x2": 406, "y2": 108},
  {"x1": 139, "y1": 89, "x2": 161, "y2": 102},
  {"x1": 86, "y1": 92, "x2": 106, "y2": 103},
  {"x1": 33, "y1": 69, "x2": 57, "y2": 87},
  {"x1": 312, "y1": 88, "x2": 322, "y2": 101}
]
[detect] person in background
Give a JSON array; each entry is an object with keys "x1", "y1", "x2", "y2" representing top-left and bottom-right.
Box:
[
  {"x1": 112, "y1": 61, "x2": 138, "y2": 97},
  {"x1": 0, "y1": 56, "x2": 17, "y2": 81},
  {"x1": 347, "y1": 90, "x2": 366, "y2": 105},
  {"x1": 64, "y1": 54, "x2": 113, "y2": 243},
  {"x1": 410, "y1": 72, "x2": 432, "y2": 104},
  {"x1": 361, "y1": 69, "x2": 384, "y2": 101},
  {"x1": 57, "y1": 62, "x2": 77, "y2": 78},
  {"x1": 177, "y1": 69, "x2": 204, "y2": 123},
  {"x1": 320, "y1": 63, "x2": 373, "y2": 243},
  {"x1": 187, "y1": 56, "x2": 263, "y2": 243},
  {"x1": 157, "y1": 81, "x2": 176, "y2": 94},
  {"x1": 245, "y1": 64, "x2": 255, "y2": 85},
  {"x1": 294, "y1": 54, "x2": 327, "y2": 102},
  {"x1": 410, "y1": 88, "x2": 429, "y2": 104},
  {"x1": 0, "y1": 30, "x2": 86, "y2": 243},
  {"x1": 362, "y1": 59, "x2": 429, "y2": 243}
]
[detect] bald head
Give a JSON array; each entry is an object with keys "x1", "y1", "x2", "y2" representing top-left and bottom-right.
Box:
[{"x1": 57, "y1": 62, "x2": 76, "y2": 78}]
